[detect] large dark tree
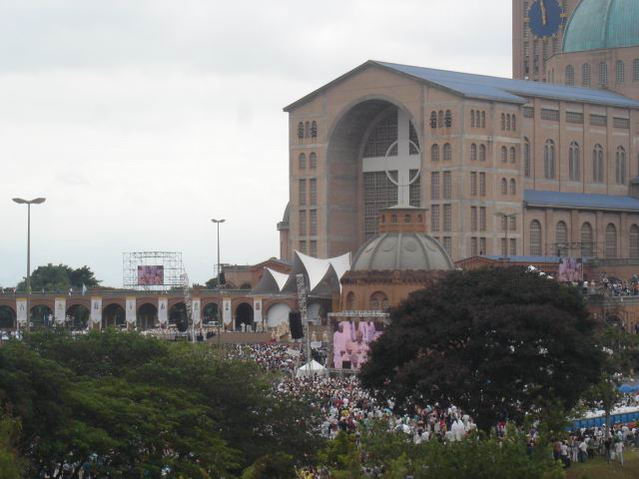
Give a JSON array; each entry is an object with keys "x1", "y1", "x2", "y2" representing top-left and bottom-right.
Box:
[
  {"x1": 360, "y1": 267, "x2": 606, "y2": 431},
  {"x1": 17, "y1": 263, "x2": 101, "y2": 292}
]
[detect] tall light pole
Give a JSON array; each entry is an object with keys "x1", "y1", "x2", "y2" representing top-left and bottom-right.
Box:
[
  {"x1": 211, "y1": 219, "x2": 226, "y2": 286},
  {"x1": 12, "y1": 197, "x2": 46, "y2": 332},
  {"x1": 495, "y1": 212, "x2": 518, "y2": 259}
]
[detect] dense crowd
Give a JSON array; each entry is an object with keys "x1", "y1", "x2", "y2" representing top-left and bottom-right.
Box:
[{"x1": 226, "y1": 343, "x2": 302, "y2": 373}]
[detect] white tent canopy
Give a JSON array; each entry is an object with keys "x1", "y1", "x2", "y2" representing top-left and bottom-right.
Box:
[{"x1": 296, "y1": 359, "x2": 328, "y2": 377}]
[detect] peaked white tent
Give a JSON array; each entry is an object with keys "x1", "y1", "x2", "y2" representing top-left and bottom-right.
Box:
[{"x1": 296, "y1": 359, "x2": 328, "y2": 377}]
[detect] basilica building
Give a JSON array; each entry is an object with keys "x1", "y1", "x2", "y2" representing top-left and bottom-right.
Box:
[{"x1": 278, "y1": 0, "x2": 639, "y2": 265}]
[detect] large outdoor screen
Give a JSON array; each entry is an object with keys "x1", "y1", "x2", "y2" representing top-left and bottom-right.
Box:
[
  {"x1": 558, "y1": 257, "x2": 582, "y2": 282},
  {"x1": 331, "y1": 318, "x2": 385, "y2": 370},
  {"x1": 137, "y1": 265, "x2": 164, "y2": 286}
]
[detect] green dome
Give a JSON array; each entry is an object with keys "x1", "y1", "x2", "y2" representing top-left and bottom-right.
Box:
[{"x1": 563, "y1": 0, "x2": 639, "y2": 53}]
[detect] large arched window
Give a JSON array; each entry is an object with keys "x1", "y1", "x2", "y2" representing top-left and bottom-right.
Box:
[
  {"x1": 298, "y1": 153, "x2": 306, "y2": 169},
  {"x1": 569, "y1": 141, "x2": 580, "y2": 181},
  {"x1": 616, "y1": 60, "x2": 625, "y2": 84},
  {"x1": 544, "y1": 139, "x2": 556, "y2": 179},
  {"x1": 444, "y1": 110, "x2": 452, "y2": 128},
  {"x1": 555, "y1": 221, "x2": 568, "y2": 256},
  {"x1": 501, "y1": 146, "x2": 508, "y2": 163},
  {"x1": 593, "y1": 144, "x2": 604, "y2": 183},
  {"x1": 616, "y1": 146, "x2": 627, "y2": 184},
  {"x1": 501, "y1": 178, "x2": 508, "y2": 194},
  {"x1": 430, "y1": 111, "x2": 437, "y2": 129},
  {"x1": 309, "y1": 152, "x2": 317, "y2": 169},
  {"x1": 479, "y1": 144, "x2": 486, "y2": 162},
  {"x1": 369, "y1": 291, "x2": 389, "y2": 310},
  {"x1": 605, "y1": 224, "x2": 617, "y2": 258},
  {"x1": 524, "y1": 138, "x2": 531, "y2": 177},
  {"x1": 565, "y1": 65, "x2": 575, "y2": 86},
  {"x1": 509, "y1": 178, "x2": 516, "y2": 195},
  {"x1": 582, "y1": 63, "x2": 591, "y2": 87},
  {"x1": 630, "y1": 225, "x2": 639, "y2": 259},
  {"x1": 431, "y1": 144, "x2": 440, "y2": 162},
  {"x1": 443, "y1": 143, "x2": 452, "y2": 161},
  {"x1": 530, "y1": 220, "x2": 542, "y2": 256},
  {"x1": 470, "y1": 143, "x2": 477, "y2": 161},
  {"x1": 581, "y1": 223, "x2": 594, "y2": 257}
]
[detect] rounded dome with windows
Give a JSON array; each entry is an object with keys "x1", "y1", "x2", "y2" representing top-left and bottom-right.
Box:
[{"x1": 563, "y1": 0, "x2": 639, "y2": 53}]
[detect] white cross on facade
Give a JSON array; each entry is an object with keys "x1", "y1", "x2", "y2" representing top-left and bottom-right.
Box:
[{"x1": 362, "y1": 109, "x2": 421, "y2": 207}]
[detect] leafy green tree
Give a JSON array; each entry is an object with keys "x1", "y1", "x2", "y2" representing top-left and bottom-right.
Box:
[
  {"x1": 360, "y1": 267, "x2": 606, "y2": 431},
  {"x1": 0, "y1": 415, "x2": 25, "y2": 478},
  {"x1": 17, "y1": 263, "x2": 101, "y2": 292},
  {"x1": 241, "y1": 453, "x2": 295, "y2": 479}
]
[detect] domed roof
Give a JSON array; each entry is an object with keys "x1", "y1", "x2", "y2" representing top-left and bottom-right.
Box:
[
  {"x1": 351, "y1": 232, "x2": 455, "y2": 272},
  {"x1": 563, "y1": 0, "x2": 639, "y2": 53}
]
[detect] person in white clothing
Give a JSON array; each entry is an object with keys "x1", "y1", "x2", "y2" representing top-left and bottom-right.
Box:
[{"x1": 614, "y1": 439, "x2": 624, "y2": 468}]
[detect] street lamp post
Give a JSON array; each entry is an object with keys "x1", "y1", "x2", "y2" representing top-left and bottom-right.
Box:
[
  {"x1": 12, "y1": 197, "x2": 46, "y2": 332},
  {"x1": 495, "y1": 212, "x2": 518, "y2": 259},
  {"x1": 211, "y1": 219, "x2": 226, "y2": 287}
]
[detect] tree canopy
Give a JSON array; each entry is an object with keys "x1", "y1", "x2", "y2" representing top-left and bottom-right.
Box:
[
  {"x1": 16, "y1": 264, "x2": 101, "y2": 292},
  {"x1": 0, "y1": 330, "x2": 321, "y2": 477},
  {"x1": 360, "y1": 267, "x2": 606, "y2": 431}
]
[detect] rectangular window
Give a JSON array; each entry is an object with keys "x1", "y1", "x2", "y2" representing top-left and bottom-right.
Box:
[
  {"x1": 479, "y1": 207, "x2": 486, "y2": 232},
  {"x1": 309, "y1": 178, "x2": 317, "y2": 205},
  {"x1": 310, "y1": 240, "x2": 317, "y2": 257},
  {"x1": 299, "y1": 240, "x2": 307, "y2": 254},
  {"x1": 480, "y1": 237, "x2": 487, "y2": 256},
  {"x1": 523, "y1": 107, "x2": 534, "y2": 118},
  {"x1": 613, "y1": 117, "x2": 630, "y2": 129},
  {"x1": 566, "y1": 111, "x2": 584, "y2": 124},
  {"x1": 443, "y1": 204, "x2": 452, "y2": 232},
  {"x1": 470, "y1": 172, "x2": 477, "y2": 196},
  {"x1": 431, "y1": 172, "x2": 440, "y2": 200},
  {"x1": 471, "y1": 207, "x2": 477, "y2": 232},
  {"x1": 431, "y1": 205, "x2": 440, "y2": 232},
  {"x1": 479, "y1": 173, "x2": 486, "y2": 196},
  {"x1": 443, "y1": 171, "x2": 452, "y2": 199},
  {"x1": 443, "y1": 237, "x2": 452, "y2": 256},
  {"x1": 509, "y1": 216, "x2": 517, "y2": 232},
  {"x1": 510, "y1": 238, "x2": 517, "y2": 256},
  {"x1": 299, "y1": 179, "x2": 306, "y2": 205},
  {"x1": 590, "y1": 114, "x2": 608, "y2": 127},
  {"x1": 299, "y1": 210, "x2": 306, "y2": 235},
  {"x1": 309, "y1": 209, "x2": 317, "y2": 236},
  {"x1": 471, "y1": 237, "x2": 478, "y2": 256},
  {"x1": 540, "y1": 109, "x2": 559, "y2": 121},
  {"x1": 501, "y1": 238, "x2": 507, "y2": 257}
]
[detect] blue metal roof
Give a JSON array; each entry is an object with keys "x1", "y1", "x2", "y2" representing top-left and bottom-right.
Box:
[
  {"x1": 378, "y1": 61, "x2": 639, "y2": 109},
  {"x1": 524, "y1": 189, "x2": 639, "y2": 212}
]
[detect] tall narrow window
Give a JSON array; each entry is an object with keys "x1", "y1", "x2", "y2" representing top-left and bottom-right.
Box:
[
  {"x1": 443, "y1": 171, "x2": 452, "y2": 199},
  {"x1": 298, "y1": 153, "x2": 306, "y2": 169},
  {"x1": 501, "y1": 113, "x2": 506, "y2": 130},
  {"x1": 299, "y1": 179, "x2": 306, "y2": 205},
  {"x1": 509, "y1": 238, "x2": 517, "y2": 256},
  {"x1": 510, "y1": 147, "x2": 516, "y2": 163},
  {"x1": 565, "y1": 65, "x2": 575, "y2": 86},
  {"x1": 524, "y1": 138, "x2": 531, "y2": 177},
  {"x1": 470, "y1": 172, "x2": 477, "y2": 196},
  {"x1": 309, "y1": 209, "x2": 317, "y2": 235},
  {"x1": 430, "y1": 111, "x2": 437, "y2": 129},
  {"x1": 444, "y1": 110, "x2": 452, "y2": 128},
  {"x1": 309, "y1": 179, "x2": 317, "y2": 205},
  {"x1": 479, "y1": 144, "x2": 486, "y2": 162},
  {"x1": 512, "y1": 115, "x2": 516, "y2": 131},
  {"x1": 501, "y1": 146, "x2": 508, "y2": 163},
  {"x1": 311, "y1": 121, "x2": 318, "y2": 138},
  {"x1": 555, "y1": 221, "x2": 568, "y2": 256},
  {"x1": 582, "y1": 63, "x2": 591, "y2": 87},
  {"x1": 310, "y1": 240, "x2": 317, "y2": 257},
  {"x1": 443, "y1": 143, "x2": 452, "y2": 161},
  {"x1": 593, "y1": 144, "x2": 604, "y2": 183},
  {"x1": 501, "y1": 178, "x2": 508, "y2": 195},
  {"x1": 480, "y1": 207, "x2": 486, "y2": 231},
  {"x1": 506, "y1": 114, "x2": 511, "y2": 131},
  {"x1": 479, "y1": 173, "x2": 486, "y2": 196},
  {"x1": 431, "y1": 144, "x2": 440, "y2": 162},
  {"x1": 581, "y1": 223, "x2": 594, "y2": 257},
  {"x1": 630, "y1": 225, "x2": 639, "y2": 259},
  {"x1": 470, "y1": 143, "x2": 477, "y2": 161},
  {"x1": 470, "y1": 110, "x2": 475, "y2": 128},
  {"x1": 431, "y1": 205, "x2": 440, "y2": 232},
  {"x1": 605, "y1": 224, "x2": 617, "y2": 258},
  {"x1": 599, "y1": 62, "x2": 608, "y2": 86},
  {"x1": 309, "y1": 152, "x2": 317, "y2": 169},
  {"x1": 616, "y1": 146, "x2": 627, "y2": 184},
  {"x1": 431, "y1": 172, "x2": 440, "y2": 200},
  {"x1": 443, "y1": 204, "x2": 452, "y2": 232},
  {"x1": 616, "y1": 60, "x2": 625, "y2": 84},
  {"x1": 299, "y1": 210, "x2": 306, "y2": 235},
  {"x1": 471, "y1": 207, "x2": 478, "y2": 231},
  {"x1": 544, "y1": 139, "x2": 556, "y2": 179},
  {"x1": 530, "y1": 220, "x2": 542, "y2": 256},
  {"x1": 471, "y1": 237, "x2": 478, "y2": 256},
  {"x1": 481, "y1": 111, "x2": 486, "y2": 128},
  {"x1": 569, "y1": 141, "x2": 580, "y2": 181},
  {"x1": 297, "y1": 122, "x2": 304, "y2": 140}
]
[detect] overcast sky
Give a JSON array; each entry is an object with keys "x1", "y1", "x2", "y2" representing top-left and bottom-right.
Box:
[{"x1": 1, "y1": 0, "x2": 511, "y2": 288}]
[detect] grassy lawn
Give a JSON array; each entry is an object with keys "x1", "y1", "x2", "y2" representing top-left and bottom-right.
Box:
[{"x1": 566, "y1": 448, "x2": 639, "y2": 479}]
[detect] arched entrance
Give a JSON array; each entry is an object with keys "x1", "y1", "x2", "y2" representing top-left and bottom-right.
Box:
[
  {"x1": 66, "y1": 304, "x2": 90, "y2": 330},
  {"x1": 203, "y1": 303, "x2": 219, "y2": 325},
  {"x1": 169, "y1": 302, "x2": 189, "y2": 332},
  {"x1": 30, "y1": 305, "x2": 53, "y2": 329},
  {"x1": 103, "y1": 304, "x2": 125, "y2": 329},
  {"x1": 137, "y1": 303, "x2": 157, "y2": 330},
  {"x1": 235, "y1": 303, "x2": 254, "y2": 331},
  {"x1": 266, "y1": 303, "x2": 291, "y2": 329},
  {"x1": 0, "y1": 306, "x2": 16, "y2": 330},
  {"x1": 328, "y1": 99, "x2": 421, "y2": 251}
]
